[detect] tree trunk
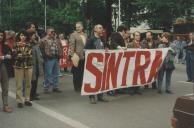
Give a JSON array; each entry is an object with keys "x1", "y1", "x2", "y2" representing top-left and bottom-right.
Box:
[{"x1": 105, "y1": 0, "x2": 113, "y2": 38}]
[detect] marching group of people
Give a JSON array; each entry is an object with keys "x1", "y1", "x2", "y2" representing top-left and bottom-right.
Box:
[{"x1": 0, "y1": 21, "x2": 194, "y2": 112}]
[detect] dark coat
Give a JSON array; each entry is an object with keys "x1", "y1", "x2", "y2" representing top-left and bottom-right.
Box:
[
  {"x1": 110, "y1": 32, "x2": 125, "y2": 49},
  {"x1": 141, "y1": 39, "x2": 157, "y2": 49},
  {"x1": 31, "y1": 41, "x2": 44, "y2": 80},
  {"x1": 184, "y1": 41, "x2": 194, "y2": 51},
  {"x1": 85, "y1": 36, "x2": 109, "y2": 50},
  {"x1": 1, "y1": 43, "x2": 14, "y2": 77}
]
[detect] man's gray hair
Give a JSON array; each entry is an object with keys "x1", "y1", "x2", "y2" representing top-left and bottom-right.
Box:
[
  {"x1": 46, "y1": 26, "x2": 54, "y2": 32},
  {"x1": 76, "y1": 21, "x2": 84, "y2": 27}
]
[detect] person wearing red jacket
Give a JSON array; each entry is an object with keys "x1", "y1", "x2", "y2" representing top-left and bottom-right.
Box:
[{"x1": 0, "y1": 29, "x2": 13, "y2": 112}]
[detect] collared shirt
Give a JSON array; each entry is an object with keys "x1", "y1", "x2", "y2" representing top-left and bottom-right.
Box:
[
  {"x1": 147, "y1": 41, "x2": 153, "y2": 48},
  {"x1": 134, "y1": 40, "x2": 141, "y2": 48},
  {"x1": 80, "y1": 34, "x2": 86, "y2": 45},
  {"x1": 42, "y1": 36, "x2": 63, "y2": 59},
  {"x1": 12, "y1": 42, "x2": 33, "y2": 68},
  {"x1": 94, "y1": 37, "x2": 104, "y2": 49}
]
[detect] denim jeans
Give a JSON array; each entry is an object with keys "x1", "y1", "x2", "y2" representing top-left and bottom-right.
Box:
[
  {"x1": 175, "y1": 48, "x2": 181, "y2": 63},
  {"x1": 158, "y1": 66, "x2": 173, "y2": 91},
  {"x1": 185, "y1": 51, "x2": 194, "y2": 81},
  {"x1": 182, "y1": 49, "x2": 186, "y2": 64},
  {"x1": 44, "y1": 58, "x2": 59, "y2": 89}
]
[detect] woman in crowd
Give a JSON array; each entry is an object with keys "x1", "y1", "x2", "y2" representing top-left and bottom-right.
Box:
[
  {"x1": 12, "y1": 30, "x2": 33, "y2": 108},
  {"x1": 157, "y1": 32, "x2": 176, "y2": 94}
]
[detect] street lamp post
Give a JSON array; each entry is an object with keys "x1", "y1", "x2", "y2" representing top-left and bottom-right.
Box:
[
  {"x1": 118, "y1": 0, "x2": 121, "y2": 26},
  {"x1": 112, "y1": 4, "x2": 118, "y2": 31},
  {"x1": 39, "y1": 0, "x2": 46, "y2": 31},
  {"x1": 44, "y1": 0, "x2": 46, "y2": 31},
  {"x1": 0, "y1": 0, "x2": 2, "y2": 27},
  {"x1": 114, "y1": 11, "x2": 117, "y2": 31},
  {"x1": 9, "y1": 0, "x2": 12, "y2": 29}
]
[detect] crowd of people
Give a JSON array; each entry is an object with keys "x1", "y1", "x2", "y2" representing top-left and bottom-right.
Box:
[{"x1": 0, "y1": 21, "x2": 194, "y2": 112}]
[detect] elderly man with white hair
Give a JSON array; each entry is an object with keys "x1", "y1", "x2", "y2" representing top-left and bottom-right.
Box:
[{"x1": 85, "y1": 24, "x2": 109, "y2": 104}]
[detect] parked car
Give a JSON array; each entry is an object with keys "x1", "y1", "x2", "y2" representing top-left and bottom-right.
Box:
[{"x1": 171, "y1": 94, "x2": 194, "y2": 128}]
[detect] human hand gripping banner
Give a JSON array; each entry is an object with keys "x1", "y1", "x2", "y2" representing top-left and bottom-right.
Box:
[{"x1": 81, "y1": 48, "x2": 169, "y2": 95}]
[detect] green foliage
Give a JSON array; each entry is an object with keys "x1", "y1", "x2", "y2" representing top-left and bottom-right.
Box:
[
  {"x1": 0, "y1": 0, "x2": 83, "y2": 33},
  {"x1": 135, "y1": 0, "x2": 194, "y2": 31},
  {"x1": 0, "y1": 0, "x2": 193, "y2": 33},
  {"x1": 0, "y1": 0, "x2": 44, "y2": 30},
  {"x1": 12, "y1": 0, "x2": 44, "y2": 30},
  {"x1": 48, "y1": 0, "x2": 84, "y2": 33},
  {"x1": 120, "y1": 0, "x2": 145, "y2": 28},
  {"x1": 86, "y1": 0, "x2": 106, "y2": 25}
]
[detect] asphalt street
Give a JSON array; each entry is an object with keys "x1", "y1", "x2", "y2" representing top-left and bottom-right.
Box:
[{"x1": 0, "y1": 64, "x2": 193, "y2": 128}]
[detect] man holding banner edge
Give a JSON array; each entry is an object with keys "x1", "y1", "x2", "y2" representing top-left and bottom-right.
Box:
[{"x1": 84, "y1": 24, "x2": 109, "y2": 104}]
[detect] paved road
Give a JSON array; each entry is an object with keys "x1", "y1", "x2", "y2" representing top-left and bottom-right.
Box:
[{"x1": 0, "y1": 64, "x2": 193, "y2": 128}]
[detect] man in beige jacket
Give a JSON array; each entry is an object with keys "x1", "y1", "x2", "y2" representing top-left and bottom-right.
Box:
[{"x1": 69, "y1": 22, "x2": 87, "y2": 92}]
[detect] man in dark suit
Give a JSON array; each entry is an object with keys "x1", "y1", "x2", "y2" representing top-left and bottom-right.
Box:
[
  {"x1": 110, "y1": 25, "x2": 127, "y2": 49},
  {"x1": 109, "y1": 26, "x2": 127, "y2": 96}
]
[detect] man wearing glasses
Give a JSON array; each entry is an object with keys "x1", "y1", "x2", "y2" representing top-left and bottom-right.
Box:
[{"x1": 41, "y1": 27, "x2": 63, "y2": 93}]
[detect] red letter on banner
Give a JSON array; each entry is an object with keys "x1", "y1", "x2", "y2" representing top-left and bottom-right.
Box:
[
  {"x1": 121, "y1": 51, "x2": 136, "y2": 86},
  {"x1": 133, "y1": 51, "x2": 151, "y2": 85},
  {"x1": 84, "y1": 53, "x2": 103, "y2": 93},
  {"x1": 147, "y1": 51, "x2": 162, "y2": 83},
  {"x1": 105, "y1": 52, "x2": 123, "y2": 90},
  {"x1": 101, "y1": 53, "x2": 110, "y2": 91}
]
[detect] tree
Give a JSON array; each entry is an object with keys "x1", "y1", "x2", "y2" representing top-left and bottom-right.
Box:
[
  {"x1": 0, "y1": 0, "x2": 83, "y2": 33},
  {"x1": 105, "y1": 0, "x2": 114, "y2": 37},
  {"x1": 48, "y1": 0, "x2": 84, "y2": 34},
  {"x1": 0, "y1": 0, "x2": 15, "y2": 30},
  {"x1": 1, "y1": 0, "x2": 193, "y2": 33},
  {"x1": 0, "y1": 0, "x2": 44, "y2": 31},
  {"x1": 120, "y1": 0, "x2": 144, "y2": 28},
  {"x1": 12, "y1": 0, "x2": 44, "y2": 31},
  {"x1": 135, "y1": 0, "x2": 194, "y2": 31}
]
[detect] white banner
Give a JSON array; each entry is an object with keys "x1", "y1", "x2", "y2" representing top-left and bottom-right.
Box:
[{"x1": 81, "y1": 48, "x2": 169, "y2": 95}]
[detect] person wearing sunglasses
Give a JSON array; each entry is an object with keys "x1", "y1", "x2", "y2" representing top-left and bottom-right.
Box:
[{"x1": 40, "y1": 27, "x2": 63, "y2": 93}]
